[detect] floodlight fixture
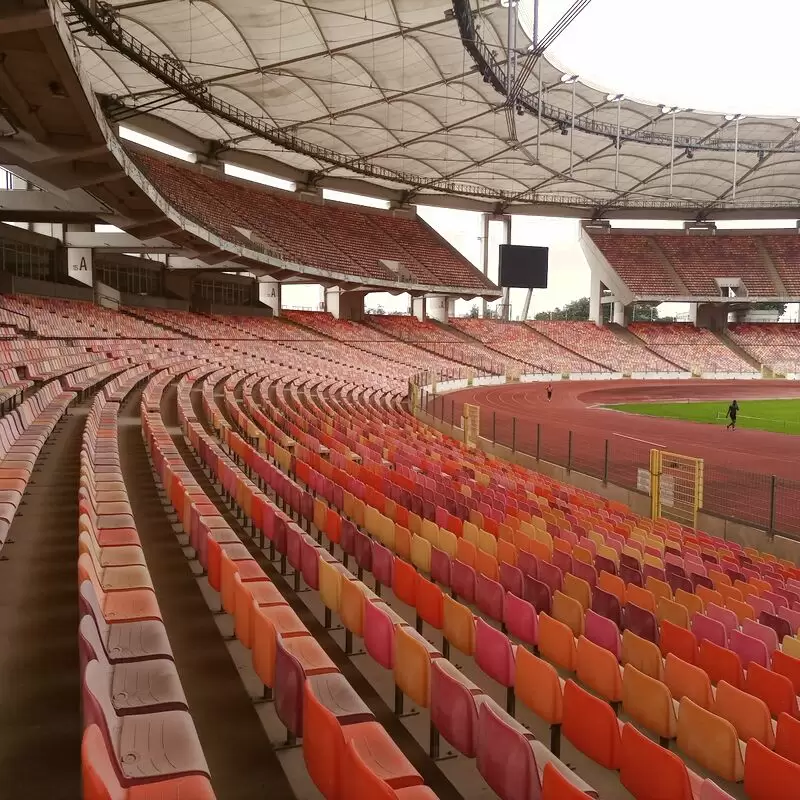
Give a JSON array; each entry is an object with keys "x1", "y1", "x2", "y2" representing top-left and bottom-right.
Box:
[
  {"x1": 607, "y1": 93, "x2": 624, "y2": 102},
  {"x1": 725, "y1": 113, "x2": 745, "y2": 122},
  {"x1": 660, "y1": 105, "x2": 681, "y2": 115},
  {"x1": 560, "y1": 74, "x2": 579, "y2": 84}
]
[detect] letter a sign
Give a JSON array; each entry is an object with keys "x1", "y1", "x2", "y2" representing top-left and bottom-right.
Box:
[{"x1": 67, "y1": 247, "x2": 93, "y2": 286}]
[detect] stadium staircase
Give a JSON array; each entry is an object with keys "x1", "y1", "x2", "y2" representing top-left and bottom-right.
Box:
[
  {"x1": 120, "y1": 307, "x2": 191, "y2": 338},
  {"x1": 0, "y1": 397, "x2": 85, "y2": 796},
  {"x1": 753, "y1": 240, "x2": 789, "y2": 296},
  {"x1": 714, "y1": 330, "x2": 765, "y2": 373},
  {"x1": 609, "y1": 323, "x2": 685, "y2": 371},
  {"x1": 645, "y1": 239, "x2": 690, "y2": 295}
]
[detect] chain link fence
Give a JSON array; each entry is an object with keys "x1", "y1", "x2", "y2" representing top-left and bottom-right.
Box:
[{"x1": 419, "y1": 384, "x2": 800, "y2": 540}]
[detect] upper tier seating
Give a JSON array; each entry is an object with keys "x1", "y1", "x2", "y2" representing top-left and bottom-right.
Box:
[
  {"x1": 449, "y1": 318, "x2": 599, "y2": 373},
  {"x1": 588, "y1": 231, "x2": 795, "y2": 298},
  {"x1": 131, "y1": 151, "x2": 495, "y2": 291},
  {"x1": 630, "y1": 324, "x2": 757, "y2": 374},
  {"x1": 652, "y1": 236, "x2": 778, "y2": 296},
  {"x1": 589, "y1": 233, "x2": 682, "y2": 295},
  {"x1": 761, "y1": 236, "x2": 800, "y2": 295},
  {"x1": 527, "y1": 321, "x2": 679, "y2": 373}
]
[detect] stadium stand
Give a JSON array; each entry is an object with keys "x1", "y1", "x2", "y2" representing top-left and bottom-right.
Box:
[
  {"x1": 527, "y1": 320, "x2": 681, "y2": 374},
  {"x1": 1, "y1": 292, "x2": 799, "y2": 800},
  {"x1": 761, "y1": 236, "x2": 800, "y2": 295},
  {"x1": 629, "y1": 323, "x2": 758, "y2": 374},
  {"x1": 130, "y1": 150, "x2": 495, "y2": 292},
  {"x1": 727, "y1": 324, "x2": 800, "y2": 375}
]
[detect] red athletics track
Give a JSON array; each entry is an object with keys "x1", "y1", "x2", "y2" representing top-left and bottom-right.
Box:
[{"x1": 447, "y1": 380, "x2": 800, "y2": 535}]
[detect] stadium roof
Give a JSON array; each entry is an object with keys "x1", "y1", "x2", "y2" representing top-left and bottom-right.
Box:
[{"x1": 58, "y1": 0, "x2": 800, "y2": 220}]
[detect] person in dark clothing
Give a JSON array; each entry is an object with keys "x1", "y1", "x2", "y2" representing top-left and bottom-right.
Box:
[
  {"x1": 726, "y1": 399, "x2": 739, "y2": 430},
  {"x1": 546, "y1": 383, "x2": 553, "y2": 402}
]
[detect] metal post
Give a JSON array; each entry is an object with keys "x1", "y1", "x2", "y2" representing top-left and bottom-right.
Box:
[
  {"x1": 536, "y1": 59, "x2": 542, "y2": 162},
  {"x1": 615, "y1": 96, "x2": 622, "y2": 189},
  {"x1": 492, "y1": 411, "x2": 497, "y2": 444},
  {"x1": 732, "y1": 116, "x2": 740, "y2": 200},
  {"x1": 532, "y1": 0, "x2": 539, "y2": 46},
  {"x1": 450, "y1": 399, "x2": 455, "y2": 427},
  {"x1": 512, "y1": 417, "x2": 516, "y2": 453},
  {"x1": 769, "y1": 475, "x2": 777, "y2": 534},
  {"x1": 669, "y1": 110, "x2": 676, "y2": 196},
  {"x1": 567, "y1": 430, "x2": 573, "y2": 472},
  {"x1": 569, "y1": 79, "x2": 576, "y2": 176},
  {"x1": 506, "y1": 0, "x2": 515, "y2": 98},
  {"x1": 536, "y1": 422, "x2": 540, "y2": 460},
  {"x1": 603, "y1": 439, "x2": 609, "y2": 485}
]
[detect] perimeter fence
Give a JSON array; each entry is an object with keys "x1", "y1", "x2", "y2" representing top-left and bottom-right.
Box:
[{"x1": 419, "y1": 386, "x2": 800, "y2": 540}]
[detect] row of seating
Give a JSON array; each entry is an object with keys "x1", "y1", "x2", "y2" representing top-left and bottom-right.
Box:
[
  {"x1": 209, "y1": 367, "x2": 762, "y2": 798},
  {"x1": 228, "y1": 364, "x2": 800, "y2": 800},
  {"x1": 77, "y1": 369, "x2": 215, "y2": 798},
  {"x1": 142, "y1": 364, "x2": 441, "y2": 799},
  {"x1": 0, "y1": 379, "x2": 75, "y2": 553}
]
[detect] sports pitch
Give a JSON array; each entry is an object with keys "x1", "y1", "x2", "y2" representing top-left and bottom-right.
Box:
[{"x1": 609, "y1": 398, "x2": 800, "y2": 434}]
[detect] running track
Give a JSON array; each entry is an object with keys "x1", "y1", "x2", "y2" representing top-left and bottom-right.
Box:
[{"x1": 447, "y1": 380, "x2": 800, "y2": 536}]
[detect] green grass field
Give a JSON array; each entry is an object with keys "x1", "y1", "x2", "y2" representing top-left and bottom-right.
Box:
[{"x1": 609, "y1": 398, "x2": 800, "y2": 434}]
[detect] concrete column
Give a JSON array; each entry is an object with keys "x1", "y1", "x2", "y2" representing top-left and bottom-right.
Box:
[
  {"x1": 501, "y1": 215, "x2": 512, "y2": 321},
  {"x1": 411, "y1": 296, "x2": 426, "y2": 321},
  {"x1": 258, "y1": 280, "x2": 281, "y2": 316},
  {"x1": 688, "y1": 302, "x2": 698, "y2": 325},
  {"x1": 481, "y1": 212, "x2": 490, "y2": 317},
  {"x1": 613, "y1": 301, "x2": 628, "y2": 327},
  {"x1": 325, "y1": 288, "x2": 364, "y2": 320},
  {"x1": 447, "y1": 298, "x2": 456, "y2": 318},
  {"x1": 65, "y1": 223, "x2": 93, "y2": 287},
  {"x1": 426, "y1": 295, "x2": 449, "y2": 323},
  {"x1": 589, "y1": 273, "x2": 602, "y2": 325}
]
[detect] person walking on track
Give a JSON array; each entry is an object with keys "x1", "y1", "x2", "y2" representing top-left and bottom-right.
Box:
[
  {"x1": 546, "y1": 382, "x2": 553, "y2": 402},
  {"x1": 726, "y1": 399, "x2": 739, "y2": 430}
]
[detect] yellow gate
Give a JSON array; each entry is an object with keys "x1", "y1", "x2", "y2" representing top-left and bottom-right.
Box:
[{"x1": 650, "y1": 449, "x2": 704, "y2": 529}]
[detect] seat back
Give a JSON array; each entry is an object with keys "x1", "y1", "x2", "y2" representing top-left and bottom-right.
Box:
[
  {"x1": 363, "y1": 600, "x2": 399, "y2": 670},
  {"x1": 392, "y1": 557, "x2": 418, "y2": 607},
  {"x1": 416, "y1": 576, "x2": 443, "y2": 630},
  {"x1": 441, "y1": 594, "x2": 476, "y2": 655},
  {"x1": 552, "y1": 590, "x2": 584, "y2": 637},
  {"x1": 499, "y1": 562, "x2": 523, "y2": 598},
  {"x1": 339, "y1": 578, "x2": 367, "y2": 638},
  {"x1": 772, "y1": 649, "x2": 800, "y2": 695},
  {"x1": 503, "y1": 592, "x2": 538, "y2": 647},
  {"x1": 705, "y1": 603, "x2": 738, "y2": 637},
  {"x1": 775, "y1": 710, "x2": 800, "y2": 765},
  {"x1": 619, "y1": 722, "x2": 694, "y2": 800},
  {"x1": 591, "y1": 585, "x2": 622, "y2": 627},
  {"x1": 623, "y1": 602, "x2": 659, "y2": 643},
  {"x1": 691, "y1": 613, "x2": 728, "y2": 648},
  {"x1": 745, "y1": 662, "x2": 799, "y2": 719},
  {"x1": 698, "y1": 638, "x2": 744, "y2": 688},
  {"x1": 622, "y1": 663, "x2": 677, "y2": 740},
  {"x1": 664, "y1": 652, "x2": 713, "y2": 710},
  {"x1": 676, "y1": 697, "x2": 744, "y2": 783},
  {"x1": 562, "y1": 679, "x2": 622, "y2": 769},
  {"x1": 476, "y1": 574, "x2": 505, "y2": 624},
  {"x1": 657, "y1": 596, "x2": 690, "y2": 629},
  {"x1": 576, "y1": 635, "x2": 622, "y2": 704},
  {"x1": 541, "y1": 761, "x2": 591, "y2": 800},
  {"x1": 584, "y1": 609, "x2": 621, "y2": 659},
  {"x1": 319, "y1": 557, "x2": 342, "y2": 614},
  {"x1": 744, "y1": 737, "x2": 800, "y2": 800},
  {"x1": 274, "y1": 635, "x2": 307, "y2": 737},
  {"x1": 564, "y1": 573, "x2": 592, "y2": 611},
  {"x1": 450, "y1": 559, "x2": 477, "y2": 604},
  {"x1": 742, "y1": 618, "x2": 780, "y2": 655},
  {"x1": 538, "y1": 613, "x2": 577, "y2": 671},
  {"x1": 621, "y1": 629, "x2": 663, "y2": 680},
  {"x1": 475, "y1": 617, "x2": 515, "y2": 689},
  {"x1": 515, "y1": 644, "x2": 563, "y2": 725},
  {"x1": 81, "y1": 724, "x2": 125, "y2": 800},
  {"x1": 476, "y1": 700, "x2": 539, "y2": 800},
  {"x1": 394, "y1": 625, "x2": 433, "y2": 708},
  {"x1": 430, "y1": 659, "x2": 482, "y2": 758},
  {"x1": 728, "y1": 629, "x2": 769, "y2": 670},
  {"x1": 523, "y1": 574, "x2": 551, "y2": 615},
  {"x1": 713, "y1": 679, "x2": 774, "y2": 748},
  {"x1": 660, "y1": 619, "x2": 698, "y2": 664}
]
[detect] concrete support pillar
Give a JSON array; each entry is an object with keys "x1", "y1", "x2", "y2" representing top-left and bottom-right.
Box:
[
  {"x1": 258, "y1": 280, "x2": 281, "y2": 317},
  {"x1": 589, "y1": 273, "x2": 603, "y2": 325},
  {"x1": 65, "y1": 223, "x2": 93, "y2": 287},
  {"x1": 613, "y1": 301, "x2": 628, "y2": 327},
  {"x1": 411, "y1": 296, "x2": 426, "y2": 321},
  {"x1": 325, "y1": 287, "x2": 364, "y2": 321},
  {"x1": 426, "y1": 295, "x2": 449, "y2": 324},
  {"x1": 501, "y1": 215, "x2": 512, "y2": 321},
  {"x1": 447, "y1": 298, "x2": 456, "y2": 318},
  {"x1": 688, "y1": 302, "x2": 698, "y2": 325}
]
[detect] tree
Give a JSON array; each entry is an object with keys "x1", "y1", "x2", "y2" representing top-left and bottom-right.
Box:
[
  {"x1": 535, "y1": 296, "x2": 590, "y2": 321},
  {"x1": 751, "y1": 302, "x2": 787, "y2": 316},
  {"x1": 469, "y1": 304, "x2": 480, "y2": 318}
]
